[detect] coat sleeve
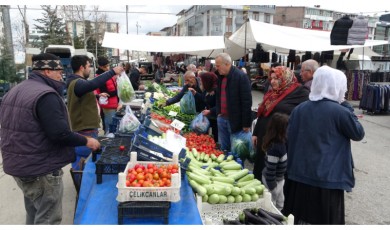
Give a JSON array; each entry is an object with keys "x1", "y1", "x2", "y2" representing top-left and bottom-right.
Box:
[{"x1": 340, "y1": 102, "x2": 365, "y2": 141}]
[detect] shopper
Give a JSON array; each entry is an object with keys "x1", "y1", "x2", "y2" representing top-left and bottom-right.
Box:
[
  {"x1": 95, "y1": 56, "x2": 122, "y2": 135},
  {"x1": 300, "y1": 59, "x2": 319, "y2": 90},
  {"x1": 261, "y1": 112, "x2": 289, "y2": 211},
  {"x1": 129, "y1": 65, "x2": 146, "y2": 90},
  {"x1": 213, "y1": 53, "x2": 252, "y2": 151},
  {"x1": 0, "y1": 53, "x2": 101, "y2": 224},
  {"x1": 283, "y1": 65, "x2": 365, "y2": 224},
  {"x1": 252, "y1": 66, "x2": 309, "y2": 181},
  {"x1": 165, "y1": 70, "x2": 204, "y2": 112},
  {"x1": 67, "y1": 55, "x2": 123, "y2": 170}
]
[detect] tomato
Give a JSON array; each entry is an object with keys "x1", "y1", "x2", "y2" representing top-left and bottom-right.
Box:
[
  {"x1": 128, "y1": 174, "x2": 136, "y2": 183},
  {"x1": 119, "y1": 145, "x2": 125, "y2": 151},
  {"x1": 148, "y1": 168, "x2": 154, "y2": 174},
  {"x1": 147, "y1": 163, "x2": 154, "y2": 169},
  {"x1": 171, "y1": 168, "x2": 178, "y2": 174},
  {"x1": 136, "y1": 173, "x2": 145, "y2": 181},
  {"x1": 165, "y1": 179, "x2": 171, "y2": 187},
  {"x1": 125, "y1": 180, "x2": 131, "y2": 187},
  {"x1": 145, "y1": 173, "x2": 153, "y2": 181},
  {"x1": 136, "y1": 168, "x2": 143, "y2": 173}
]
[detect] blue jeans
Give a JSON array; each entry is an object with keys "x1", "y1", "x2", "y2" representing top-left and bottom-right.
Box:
[
  {"x1": 13, "y1": 169, "x2": 64, "y2": 224},
  {"x1": 217, "y1": 116, "x2": 232, "y2": 151},
  {"x1": 72, "y1": 129, "x2": 98, "y2": 170},
  {"x1": 102, "y1": 108, "x2": 116, "y2": 134}
]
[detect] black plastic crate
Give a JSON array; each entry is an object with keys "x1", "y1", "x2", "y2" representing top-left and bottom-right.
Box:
[
  {"x1": 118, "y1": 201, "x2": 170, "y2": 225},
  {"x1": 92, "y1": 136, "x2": 133, "y2": 162},
  {"x1": 94, "y1": 137, "x2": 133, "y2": 184}
]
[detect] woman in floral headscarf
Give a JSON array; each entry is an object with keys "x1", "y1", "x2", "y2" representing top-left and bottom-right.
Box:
[{"x1": 252, "y1": 66, "x2": 310, "y2": 181}]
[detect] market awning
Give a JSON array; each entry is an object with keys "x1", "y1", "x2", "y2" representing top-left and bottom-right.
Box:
[
  {"x1": 229, "y1": 19, "x2": 389, "y2": 53},
  {"x1": 102, "y1": 32, "x2": 226, "y2": 53}
]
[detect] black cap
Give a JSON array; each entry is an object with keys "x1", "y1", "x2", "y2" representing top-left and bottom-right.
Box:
[{"x1": 98, "y1": 57, "x2": 109, "y2": 67}]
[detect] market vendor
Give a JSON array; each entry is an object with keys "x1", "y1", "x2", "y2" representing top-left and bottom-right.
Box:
[{"x1": 164, "y1": 70, "x2": 204, "y2": 112}]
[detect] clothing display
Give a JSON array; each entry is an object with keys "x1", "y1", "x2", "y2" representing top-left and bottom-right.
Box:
[{"x1": 359, "y1": 83, "x2": 390, "y2": 113}]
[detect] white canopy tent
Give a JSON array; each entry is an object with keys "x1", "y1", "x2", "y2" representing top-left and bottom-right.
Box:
[
  {"x1": 229, "y1": 19, "x2": 389, "y2": 53},
  {"x1": 102, "y1": 32, "x2": 246, "y2": 60}
]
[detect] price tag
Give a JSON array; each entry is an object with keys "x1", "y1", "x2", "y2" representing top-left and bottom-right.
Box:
[
  {"x1": 170, "y1": 119, "x2": 185, "y2": 130},
  {"x1": 168, "y1": 111, "x2": 178, "y2": 117}
]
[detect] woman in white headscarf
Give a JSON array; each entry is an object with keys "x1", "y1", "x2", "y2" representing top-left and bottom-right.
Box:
[{"x1": 282, "y1": 65, "x2": 365, "y2": 225}]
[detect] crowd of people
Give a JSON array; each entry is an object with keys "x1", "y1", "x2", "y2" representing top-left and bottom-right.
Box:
[{"x1": 0, "y1": 51, "x2": 365, "y2": 225}]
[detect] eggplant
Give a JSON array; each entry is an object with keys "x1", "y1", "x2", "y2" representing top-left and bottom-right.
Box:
[
  {"x1": 243, "y1": 209, "x2": 269, "y2": 225},
  {"x1": 257, "y1": 208, "x2": 283, "y2": 225},
  {"x1": 259, "y1": 208, "x2": 287, "y2": 222}
]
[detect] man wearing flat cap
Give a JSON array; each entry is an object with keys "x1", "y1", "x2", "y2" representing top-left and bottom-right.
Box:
[{"x1": 0, "y1": 53, "x2": 101, "y2": 224}]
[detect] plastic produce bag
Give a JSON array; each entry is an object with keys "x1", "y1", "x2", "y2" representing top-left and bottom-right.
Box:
[
  {"x1": 180, "y1": 91, "x2": 196, "y2": 114},
  {"x1": 118, "y1": 106, "x2": 140, "y2": 133},
  {"x1": 190, "y1": 113, "x2": 210, "y2": 134},
  {"x1": 117, "y1": 71, "x2": 135, "y2": 103},
  {"x1": 231, "y1": 131, "x2": 255, "y2": 162}
]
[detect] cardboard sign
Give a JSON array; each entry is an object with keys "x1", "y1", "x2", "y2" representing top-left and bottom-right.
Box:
[
  {"x1": 170, "y1": 119, "x2": 185, "y2": 131},
  {"x1": 168, "y1": 111, "x2": 178, "y2": 117}
]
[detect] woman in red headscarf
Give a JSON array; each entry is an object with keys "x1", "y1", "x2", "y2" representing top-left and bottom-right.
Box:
[{"x1": 252, "y1": 66, "x2": 309, "y2": 181}]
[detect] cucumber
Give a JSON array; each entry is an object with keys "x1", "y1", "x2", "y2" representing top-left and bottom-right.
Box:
[
  {"x1": 212, "y1": 181, "x2": 234, "y2": 188},
  {"x1": 254, "y1": 185, "x2": 264, "y2": 195},
  {"x1": 226, "y1": 155, "x2": 234, "y2": 161},
  {"x1": 200, "y1": 152, "x2": 205, "y2": 161},
  {"x1": 206, "y1": 158, "x2": 212, "y2": 164},
  {"x1": 234, "y1": 195, "x2": 243, "y2": 203},
  {"x1": 187, "y1": 172, "x2": 211, "y2": 185},
  {"x1": 188, "y1": 179, "x2": 207, "y2": 196},
  {"x1": 204, "y1": 154, "x2": 210, "y2": 162},
  {"x1": 242, "y1": 194, "x2": 252, "y2": 202},
  {"x1": 237, "y1": 173, "x2": 255, "y2": 183},
  {"x1": 192, "y1": 148, "x2": 199, "y2": 158},
  {"x1": 208, "y1": 194, "x2": 220, "y2": 204},
  {"x1": 241, "y1": 180, "x2": 262, "y2": 189},
  {"x1": 219, "y1": 160, "x2": 240, "y2": 167},
  {"x1": 227, "y1": 195, "x2": 235, "y2": 203},
  {"x1": 218, "y1": 195, "x2": 228, "y2": 204},
  {"x1": 188, "y1": 165, "x2": 211, "y2": 175},
  {"x1": 236, "y1": 180, "x2": 257, "y2": 188},
  {"x1": 190, "y1": 170, "x2": 212, "y2": 181},
  {"x1": 210, "y1": 154, "x2": 217, "y2": 161},
  {"x1": 211, "y1": 176, "x2": 235, "y2": 184}
]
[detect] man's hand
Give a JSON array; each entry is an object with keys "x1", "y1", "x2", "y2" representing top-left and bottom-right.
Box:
[
  {"x1": 243, "y1": 127, "x2": 251, "y2": 133},
  {"x1": 252, "y1": 136, "x2": 257, "y2": 147},
  {"x1": 86, "y1": 137, "x2": 101, "y2": 151},
  {"x1": 112, "y1": 66, "x2": 124, "y2": 75},
  {"x1": 188, "y1": 87, "x2": 196, "y2": 95}
]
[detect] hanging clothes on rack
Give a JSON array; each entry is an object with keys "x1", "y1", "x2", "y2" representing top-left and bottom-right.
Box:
[{"x1": 359, "y1": 83, "x2": 390, "y2": 113}]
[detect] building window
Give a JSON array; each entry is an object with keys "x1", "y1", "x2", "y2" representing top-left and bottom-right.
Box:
[
  {"x1": 264, "y1": 13, "x2": 271, "y2": 23},
  {"x1": 227, "y1": 9, "x2": 233, "y2": 18},
  {"x1": 253, "y1": 12, "x2": 259, "y2": 21},
  {"x1": 213, "y1": 23, "x2": 221, "y2": 32}
]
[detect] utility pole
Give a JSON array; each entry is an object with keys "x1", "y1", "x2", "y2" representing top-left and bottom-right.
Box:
[
  {"x1": 136, "y1": 21, "x2": 141, "y2": 63},
  {"x1": 1, "y1": 6, "x2": 16, "y2": 82},
  {"x1": 126, "y1": 6, "x2": 129, "y2": 63}
]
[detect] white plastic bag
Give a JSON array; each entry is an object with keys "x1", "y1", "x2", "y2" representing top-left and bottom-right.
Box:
[
  {"x1": 118, "y1": 106, "x2": 140, "y2": 133},
  {"x1": 117, "y1": 71, "x2": 135, "y2": 103}
]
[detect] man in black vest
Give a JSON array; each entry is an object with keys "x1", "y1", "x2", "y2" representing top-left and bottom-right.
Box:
[{"x1": 0, "y1": 53, "x2": 101, "y2": 224}]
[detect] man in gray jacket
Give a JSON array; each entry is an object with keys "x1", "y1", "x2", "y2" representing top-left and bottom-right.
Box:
[{"x1": 0, "y1": 53, "x2": 100, "y2": 224}]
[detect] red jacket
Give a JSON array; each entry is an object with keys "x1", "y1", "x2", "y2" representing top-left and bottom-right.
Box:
[{"x1": 95, "y1": 73, "x2": 119, "y2": 109}]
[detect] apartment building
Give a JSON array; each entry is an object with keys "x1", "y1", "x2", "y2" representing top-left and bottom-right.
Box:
[{"x1": 175, "y1": 5, "x2": 276, "y2": 37}]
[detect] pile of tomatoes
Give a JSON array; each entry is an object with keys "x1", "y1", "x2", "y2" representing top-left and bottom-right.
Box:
[
  {"x1": 125, "y1": 163, "x2": 179, "y2": 187},
  {"x1": 150, "y1": 112, "x2": 172, "y2": 124},
  {"x1": 183, "y1": 132, "x2": 224, "y2": 157}
]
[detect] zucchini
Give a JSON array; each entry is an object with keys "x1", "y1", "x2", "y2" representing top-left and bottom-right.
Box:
[
  {"x1": 200, "y1": 152, "x2": 205, "y2": 161},
  {"x1": 216, "y1": 154, "x2": 225, "y2": 163},
  {"x1": 236, "y1": 180, "x2": 256, "y2": 188},
  {"x1": 226, "y1": 155, "x2": 234, "y2": 161},
  {"x1": 227, "y1": 195, "x2": 235, "y2": 203},
  {"x1": 218, "y1": 195, "x2": 228, "y2": 204},
  {"x1": 237, "y1": 173, "x2": 254, "y2": 183},
  {"x1": 192, "y1": 148, "x2": 199, "y2": 158},
  {"x1": 242, "y1": 194, "x2": 252, "y2": 202},
  {"x1": 234, "y1": 195, "x2": 243, "y2": 203},
  {"x1": 211, "y1": 176, "x2": 235, "y2": 184},
  {"x1": 204, "y1": 154, "x2": 210, "y2": 162},
  {"x1": 231, "y1": 169, "x2": 249, "y2": 180},
  {"x1": 254, "y1": 185, "x2": 264, "y2": 195},
  {"x1": 221, "y1": 163, "x2": 242, "y2": 170},
  {"x1": 230, "y1": 186, "x2": 242, "y2": 196},
  {"x1": 242, "y1": 187, "x2": 256, "y2": 195},
  {"x1": 202, "y1": 194, "x2": 208, "y2": 202},
  {"x1": 208, "y1": 194, "x2": 220, "y2": 204},
  {"x1": 188, "y1": 178, "x2": 207, "y2": 196},
  {"x1": 212, "y1": 181, "x2": 234, "y2": 188},
  {"x1": 187, "y1": 172, "x2": 211, "y2": 185},
  {"x1": 210, "y1": 153, "x2": 217, "y2": 161},
  {"x1": 210, "y1": 168, "x2": 226, "y2": 177},
  {"x1": 251, "y1": 193, "x2": 259, "y2": 201},
  {"x1": 205, "y1": 184, "x2": 232, "y2": 196}
]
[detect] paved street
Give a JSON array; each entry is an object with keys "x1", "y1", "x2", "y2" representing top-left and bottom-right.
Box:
[{"x1": 0, "y1": 89, "x2": 389, "y2": 225}]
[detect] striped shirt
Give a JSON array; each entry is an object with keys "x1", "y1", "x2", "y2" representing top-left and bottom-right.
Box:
[
  {"x1": 220, "y1": 76, "x2": 228, "y2": 117},
  {"x1": 262, "y1": 142, "x2": 287, "y2": 190}
]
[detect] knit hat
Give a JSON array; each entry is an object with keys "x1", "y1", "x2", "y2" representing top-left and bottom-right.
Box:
[
  {"x1": 97, "y1": 56, "x2": 109, "y2": 67},
  {"x1": 32, "y1": 53, "x2": 63, "y2": 70}
]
